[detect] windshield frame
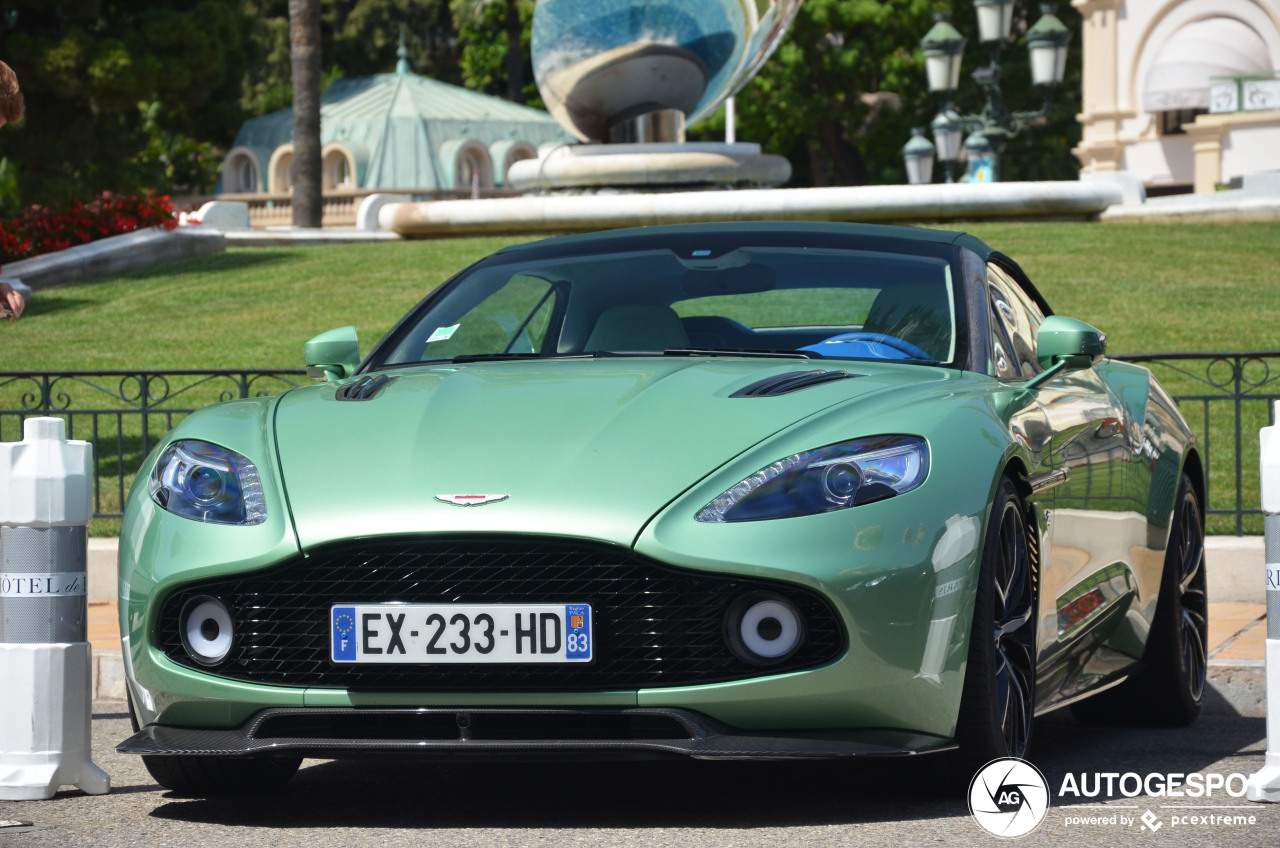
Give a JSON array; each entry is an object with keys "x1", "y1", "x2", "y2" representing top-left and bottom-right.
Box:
[{"x1": 362, "y1": 227, "x2": 980, "y2": 374}]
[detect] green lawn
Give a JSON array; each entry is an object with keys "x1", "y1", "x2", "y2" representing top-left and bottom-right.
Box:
[
  {"x1": 6, "y1": 222, "x2": 1278, "y2": 370},
  {"x1": 3, "y1": 220, "x2": 1276, "y2": 536},
  {"x1": 4, "y1": 236, "x2": 527, "y2": 371},
  {"x1": 963, "y1": 221, "x2": 1280, "y2": 355}
]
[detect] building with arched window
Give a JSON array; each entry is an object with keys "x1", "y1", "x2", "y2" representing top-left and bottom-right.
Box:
[
  {"x1": 218, "y1": 60, "x2": 570, "y2": 197},
  {"x1": 1075, "y1": 0, "x2": 1280, "y2": 193}
]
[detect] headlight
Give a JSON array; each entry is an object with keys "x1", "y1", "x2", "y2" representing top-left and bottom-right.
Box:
[
  {"x1": 148, "y1": 440, "x2": 267, "y2": 526},
  {"x1": 695, "y1": 435, "x2": 928, "y2": 523}
]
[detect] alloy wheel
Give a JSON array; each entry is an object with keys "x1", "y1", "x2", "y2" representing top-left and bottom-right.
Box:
[
  {"x1": 993, "y1": 499, "x2": 1035, "y2": 758},
  {"x1": 1176, "y1": 491, "x2": 1208, "y2": 702}
]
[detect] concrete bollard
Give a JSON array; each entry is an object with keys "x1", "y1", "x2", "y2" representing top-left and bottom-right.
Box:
[
  {"x1": 1247, "y1": 401, "x2": 1280, "y2": 802},
  {"x1": 0, "y1": 418, "x2": 109, "y2": 800}
]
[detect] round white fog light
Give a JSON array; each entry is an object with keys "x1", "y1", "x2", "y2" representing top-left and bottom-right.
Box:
[
  {"x1": 726, "y1": 593, "x2": 804, "y2": 665},
  {"x1": 181, "y1": 596, "x2": 234, "y2": 666}
]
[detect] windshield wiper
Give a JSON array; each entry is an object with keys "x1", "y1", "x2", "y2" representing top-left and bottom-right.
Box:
[
  {"x1": 450, "y1": 352, "x2": 543, "y2": 363},
  {"x1": 375, "y1": 350, "x2": 818, "y2": 369},
  {"x1": 373, "y1": 353, "x2": 588, "y2": 370},
  {"x1": 662, "y1": 348, "x2": 819, "y2": 360},
  {"x1": 374, "y1": 358, "x2": 453, "y2": 370}
]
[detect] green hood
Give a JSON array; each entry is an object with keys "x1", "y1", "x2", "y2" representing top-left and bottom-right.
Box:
[{"x1": 273, "y1": 358, "x2": 945, "y2": 548}]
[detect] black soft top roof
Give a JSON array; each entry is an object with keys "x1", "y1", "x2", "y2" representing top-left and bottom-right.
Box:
[
  {"x1": 489, "y1": 221, "x2": 1049, "y2": 314},
  {"x1": 494, "y1": 220, "x2": 991, "y2": 258}
]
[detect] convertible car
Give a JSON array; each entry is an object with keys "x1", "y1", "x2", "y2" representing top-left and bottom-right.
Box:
[{"x1": 117, "y1": 222, "x2": 1207, "y2": 795}]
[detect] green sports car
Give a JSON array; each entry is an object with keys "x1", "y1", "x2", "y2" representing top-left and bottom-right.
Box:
[{"x1": 117, "y1": 222, "x2": 1207, "y2": 795}]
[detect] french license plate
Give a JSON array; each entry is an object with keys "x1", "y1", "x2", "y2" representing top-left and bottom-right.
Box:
[{"x1": 330, "y1": 603, "x2": 592, "y2": 664}]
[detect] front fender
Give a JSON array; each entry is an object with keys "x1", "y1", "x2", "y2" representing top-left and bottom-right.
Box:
[
  {"x1": 635, "y1": 384, "x2": 1019, "y2": 738},
  {"x1": 119, "y1": 395, "x2": 301, "y2": 725}
]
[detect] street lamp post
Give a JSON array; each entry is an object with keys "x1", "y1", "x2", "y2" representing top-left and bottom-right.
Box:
[
  {"x1": 902, "y1": 128, "x2": 937, "y2": 186},
  {"x1": 930, "y1": 108, "x2": 964, "y2": 182},
  {"x1": 905, "y1": 4, "x2": 1072, "y2": 183}
]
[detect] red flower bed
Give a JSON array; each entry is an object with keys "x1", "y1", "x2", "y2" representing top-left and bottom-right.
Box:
[{"x1": 0, "y1": 191, "x2": 178, "y2": 265}]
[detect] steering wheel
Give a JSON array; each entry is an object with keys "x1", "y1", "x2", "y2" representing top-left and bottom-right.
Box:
[{"x1": 800, "y1": 332, "x2": 933, "y2": 361}]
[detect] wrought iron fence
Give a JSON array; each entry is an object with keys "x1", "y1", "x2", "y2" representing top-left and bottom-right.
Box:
[
  {"x1": 1, "y1": 354, "x2": 1277, "y2": 533},
  {"x1": 0, "y1": 370, "x2": 307, "y2": 520},
  {"x1": 1112, "y1": 351, "x2": 1280, "y2": 535}
]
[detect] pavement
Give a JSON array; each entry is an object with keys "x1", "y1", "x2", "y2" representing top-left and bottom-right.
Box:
[{"x1": 0, "y1": 705, "x2": 1274, "y2": 846}]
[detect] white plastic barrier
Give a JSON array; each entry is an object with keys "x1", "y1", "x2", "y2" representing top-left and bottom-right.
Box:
[
  {"x1": 1247, "y1": 401, "x2": 1280, "y2": 802},
  {"x1": 0, "y1": 418, "x2": 109, "y2": 800}
]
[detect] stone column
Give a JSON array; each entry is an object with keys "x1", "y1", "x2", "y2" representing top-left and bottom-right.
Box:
[{"x1": 1072, "y1": 0, "x2": 1125, "y2": 173}]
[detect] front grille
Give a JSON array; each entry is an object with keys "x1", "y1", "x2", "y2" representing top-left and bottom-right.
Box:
[{"x1": 157, "y1": 537, "x2": 844, "y2": 690}]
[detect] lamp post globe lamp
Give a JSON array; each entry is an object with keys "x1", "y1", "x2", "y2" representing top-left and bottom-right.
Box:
[
  {"x1": 902, "y1": 127, "x2": 937, "y2": 185},
  {"x1": 964, "y1": 131, "x2": 994, "y2": 159},
  {"x1": 931, "y1": 109, "x2": 964, "y2": 163},
  {"x1": 973, "y1": 0, "x2": 1016, "y2": 45},
  {"x1": 931, "y1": 109, "x2": 964, "y2": 183},
  {"x1": 1027, "y1": 5, "x2": 1072, "y2": 91},
  {"x1": 921, "y1": 13, "x2": 966, "y2": 96},
  {"x1": 963, "y1": 130, "x2": 997, "y2": 182}
]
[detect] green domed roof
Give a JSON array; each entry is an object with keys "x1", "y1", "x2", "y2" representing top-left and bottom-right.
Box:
[{"x1": 223, "y1": 69, "x2": 571, "y2": 192}]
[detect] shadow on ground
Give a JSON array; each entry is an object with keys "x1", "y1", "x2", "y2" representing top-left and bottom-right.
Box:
[
  {"x1": 115, "y1": 249, "x2": 300, "y2": 281},
  {"x1": 144, "y1": 713, "x2": 1267, "y2": 831}
]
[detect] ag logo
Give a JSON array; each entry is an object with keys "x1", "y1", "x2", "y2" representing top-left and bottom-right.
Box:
[{"x1": 968, "y1": 757, "x2": 1050, "y2": 838}]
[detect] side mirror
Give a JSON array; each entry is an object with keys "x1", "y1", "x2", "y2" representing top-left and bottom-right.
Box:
[
  {"x1": 1035, "y1": 315, "x2": 1106, "y2": 372},
  {"x1": 304, "y1": 326, "x2": 360, "y2": 382}
]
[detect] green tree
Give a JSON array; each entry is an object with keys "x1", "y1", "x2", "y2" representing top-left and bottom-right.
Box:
[
  {"x1": 711, "y1": 0, "x2": 1082, "y2": 186},
  {"x1": 708, "y1": 0, "x2": 938, "y2": 186},
  {"x1": 450, "y1": 0, "x2": 536, "y2": 105},
  {"x1": 240, "y1": 0, "x2": 460, "y2": 118},
  {"x1": 0, "y1": 0, "x2": 250, "y2": 210},
  {"x1": 328, "y1": 0, "x2": 458, "y2": 81}
]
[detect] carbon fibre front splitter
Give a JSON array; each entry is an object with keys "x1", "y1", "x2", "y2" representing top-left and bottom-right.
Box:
[{"x1": 117, "y1": 706, "x2": 956, "y2": 761}]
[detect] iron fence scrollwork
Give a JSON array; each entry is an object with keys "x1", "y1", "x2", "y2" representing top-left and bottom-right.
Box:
[
  {"x1": 1114, "y1": 351, "x2": 1280, "y2": 535},
  {"x1": 0, "y1": 369, "x2": 307, "y2": 520}
]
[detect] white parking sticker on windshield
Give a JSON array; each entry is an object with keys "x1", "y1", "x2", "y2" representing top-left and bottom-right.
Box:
[{"x1": 427, "y1": 324, "x2": 460, "y2": 343}]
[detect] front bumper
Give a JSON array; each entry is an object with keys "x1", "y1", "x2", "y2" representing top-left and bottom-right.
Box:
[
  {"x1": 117, "y1": 706, "x2": 956, "y2": 761},
  {"x1": 123, "y1": 503, "x2": 988, "y2": 739}
]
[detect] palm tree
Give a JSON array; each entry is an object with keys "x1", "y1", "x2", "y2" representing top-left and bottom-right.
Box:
[{"x1": 289, "y1": 0, "x2": 322, "y2": 228}]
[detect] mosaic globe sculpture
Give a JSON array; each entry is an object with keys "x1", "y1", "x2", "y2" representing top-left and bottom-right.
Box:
[{"x1": 532, "y1": 0, "x2": 803, "y2": 143}]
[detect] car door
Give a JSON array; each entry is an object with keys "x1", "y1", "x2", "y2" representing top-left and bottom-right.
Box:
[{"x1": 985, "y1": 261, "x2": 1140, "y2": 701}]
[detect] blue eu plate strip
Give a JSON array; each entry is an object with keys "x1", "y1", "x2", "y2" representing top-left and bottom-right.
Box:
[{"x1": 332, "y1": 606, "x2": 357, "y2": 662}]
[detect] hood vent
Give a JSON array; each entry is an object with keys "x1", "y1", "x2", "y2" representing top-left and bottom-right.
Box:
[
  {"x1": 730, "y1": 370, "x2": 859, "y2": 398},
  {"x1": 336, "y1": 374, "x2": 398, "y2": 401}
]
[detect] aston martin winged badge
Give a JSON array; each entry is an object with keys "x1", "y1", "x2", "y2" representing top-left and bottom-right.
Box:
[{"x1": 434, "y1": 494, "x2": 509, "y2": 506}]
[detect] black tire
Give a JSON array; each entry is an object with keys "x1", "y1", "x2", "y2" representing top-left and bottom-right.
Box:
[
  {"x1": 142, "y1": 753, "x2": 301, "y2": 797},
  {"x1": 954, "y1": 477, "x2": 1037, "y2": 772},
  {"x1": 1071, "y1": 474, "x2": 1207, "y2": 727}
]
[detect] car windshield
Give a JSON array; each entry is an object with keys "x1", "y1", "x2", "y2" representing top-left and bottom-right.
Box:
[{"x1": 377, "y1": 244, "x2": 958, "y2": 366}]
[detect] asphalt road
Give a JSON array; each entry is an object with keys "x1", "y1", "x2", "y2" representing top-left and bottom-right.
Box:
[{"x1": 0, "y1": 703, "x2": 1276, "y2": 847}]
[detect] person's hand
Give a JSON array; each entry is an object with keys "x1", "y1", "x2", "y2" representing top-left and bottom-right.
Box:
[{"x1": 0, "y1": 282, "x2": 25, "y2": 320}]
